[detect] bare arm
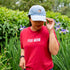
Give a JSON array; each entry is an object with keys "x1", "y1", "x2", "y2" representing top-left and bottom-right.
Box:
[
  {"x1": 19, "y1": 49, "x2": 26, "y2": 69},
  {"x1": 49, "y1": 29, "x2": 59, "y2": 55},
  {"x1": 21, "y1": 49, "x2": 24, "y2": 56}
]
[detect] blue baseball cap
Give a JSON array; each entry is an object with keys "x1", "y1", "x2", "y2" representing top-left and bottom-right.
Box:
[{"x1": 28, "y1": 5, "x2": 46, "y2": 22}]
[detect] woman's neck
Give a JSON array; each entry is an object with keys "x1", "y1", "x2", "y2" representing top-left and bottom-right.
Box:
[
  {"x1": 31, "y1": 26, "x2": 37, "y2": 31},
  {"x1": 30, "y1": 26, "x2": 42, "y2": 31}
]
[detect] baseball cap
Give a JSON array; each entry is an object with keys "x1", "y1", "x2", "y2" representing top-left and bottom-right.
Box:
[{"x1": 28, "y1": 5, "x2": 46, "y2": 22}]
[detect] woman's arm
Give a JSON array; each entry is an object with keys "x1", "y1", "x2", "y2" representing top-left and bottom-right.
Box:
[
  {"x1": 21, "y1": 49, "x2": 24, "y2": 56},
  {"x1": 49, "y1": 29, "x2": 59, "y2": 55},
  {"x1": 19, "y1": 49, "x2": 26, "y2": 69}
]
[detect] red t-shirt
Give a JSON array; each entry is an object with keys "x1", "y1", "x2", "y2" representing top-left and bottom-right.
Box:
[{"x1": 20, "y1": 25, "x2": 60, "y2": 70}]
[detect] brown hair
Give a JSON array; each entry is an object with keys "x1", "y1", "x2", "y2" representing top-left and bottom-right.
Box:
[{"x1": 28, "y1": 15, "x2": 32, "y2": 26}]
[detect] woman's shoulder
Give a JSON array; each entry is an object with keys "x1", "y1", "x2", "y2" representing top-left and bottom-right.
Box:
[
  {"x1": 20, "y1": 27, "x2": 29, "y2": 35},
  {"x1": 42, "y1": 25, "x2": 47, "y2": 29},
  {"x1": 41, "y1": 25, "x2": 49, "y2": 35}
]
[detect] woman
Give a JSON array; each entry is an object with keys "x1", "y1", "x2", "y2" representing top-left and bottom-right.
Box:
[{"x1": 19, "y1": 5, "x2": 60, "y2": 70}]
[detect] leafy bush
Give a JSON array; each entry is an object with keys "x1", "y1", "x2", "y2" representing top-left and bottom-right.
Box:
[
  {"x1": 0, "y1": 7, "x2": 29, "y2": 48},
  {"x1": 0, "y1": 7, "x2": 70, "y2": 44},
  {"x1": 2, "y1": 32, "x2": 21, "y2": 70},
  {"x1": 52, "y1": 30, "x2": 70, "y2": 70},
  {"x1": 46, "y1": 11, "x2": 70, "y2": 29},
  {"x1": 0, "y1": 50, "x2": 11, "y2": 70},
  {"x1": 0, "y1": 7, "x2": 70, "y2": 70}
]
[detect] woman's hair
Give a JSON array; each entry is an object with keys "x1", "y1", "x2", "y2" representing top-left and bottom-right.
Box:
[{"x1": 28, "y1": 15, "x2": 32, "y2": 26}]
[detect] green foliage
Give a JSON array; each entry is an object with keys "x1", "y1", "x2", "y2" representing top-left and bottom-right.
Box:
[
  {"x1": 3, "y1": 32, "x2": 21, "y2": 70},
  {"x1": 0, "y1": 51, "x2": 11, "y2": 70},
  {"x1": 46, "y1": 11, "x2": 70, "y2": 26},
  {"x1": 46, "y1": 11, "x2": 70, "y2": 70},
  {"x1": 52, "y1": 30, "x2": 70, "y2": 70},
  {"x1": 0, "y1": 7, "x2": 29, "y2": 48},
  {"x1": 0, "y1": 7, "x2": 70, "y2": 70},
  {"x1": 0, "y1": 36, "x2": 21, "y2": 70},
  {"x1": 0, "y1": 0, "x2": 70, "y2": 17},
  {"x1": 0, "y1": 0, "x2": 55, "y2": 11},
  {"x1": 59, "y1": 6, "x2": 70, "y2": 18}
]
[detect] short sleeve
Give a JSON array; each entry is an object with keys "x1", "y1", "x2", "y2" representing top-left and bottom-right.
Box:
[
  {"x1": 20, "y1": 31, "x2": 24, "y2": 49},
  {"x1": 53, "y1": 29, "x2": 60, "y2": 46}
]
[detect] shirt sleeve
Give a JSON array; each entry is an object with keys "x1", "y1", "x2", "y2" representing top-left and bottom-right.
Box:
[
  {"x1": 20, "y1": 30, "x2": 24, "y2": 49},
  {"x1": 53, "y1": 29, "x2": 60, "y2": 46}
]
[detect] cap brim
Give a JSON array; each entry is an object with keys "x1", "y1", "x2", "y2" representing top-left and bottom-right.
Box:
[{"x1": 31, "y1": 15, "x2": 46, "y2": 22}]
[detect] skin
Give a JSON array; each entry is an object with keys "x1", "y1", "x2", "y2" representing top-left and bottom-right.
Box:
[
  {"x1": 19, "y1": 18, "x2": 60, "y2": 69},
  {"x1": 30, "y1": 18, "x2": 44, "y2": 31}
]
